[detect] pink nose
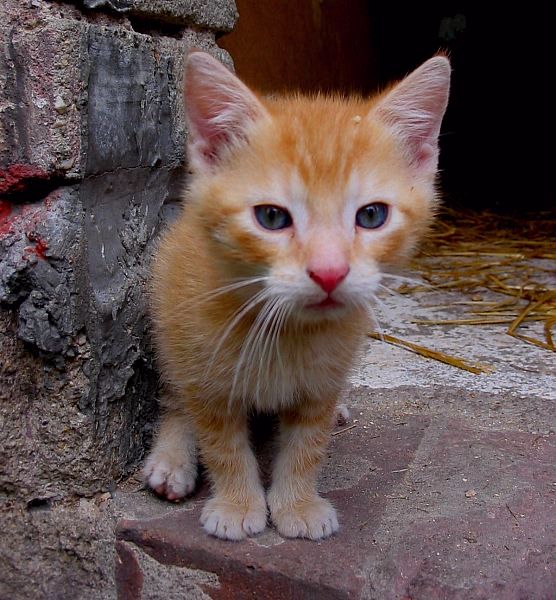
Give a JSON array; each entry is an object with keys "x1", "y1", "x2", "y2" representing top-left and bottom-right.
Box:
[{"x1": 308, "y1": 266, "x2": 349, "y2": 294}]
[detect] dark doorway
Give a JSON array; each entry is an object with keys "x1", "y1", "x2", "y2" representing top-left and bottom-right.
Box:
[{"x1": 220, "y1": 4, "x2": 553, "y2": 211}]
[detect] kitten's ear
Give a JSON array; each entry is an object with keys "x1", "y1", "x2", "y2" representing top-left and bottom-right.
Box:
[
  {"x1": 184, "y1": 51, "x2": 268, "y2": 172},
  {"x1": 375, "y1": 56, "x2": 451, "y2": 173}
]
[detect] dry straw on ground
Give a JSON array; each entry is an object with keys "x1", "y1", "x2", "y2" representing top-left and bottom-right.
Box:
[{"x1": 372, "y1": 208, "x2": 556, "y2": 372}]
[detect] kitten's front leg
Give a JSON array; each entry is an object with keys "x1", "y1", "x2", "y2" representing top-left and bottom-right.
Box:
[
  {"x1": 268, "y1": 399, "x2": 338, "y2": 540},
  {"x1": 194, "y1": 407, "x2": 267, "y2": 541},
  {"x1": 143, "y1": 407, "x2": 198, "y2": 501}
]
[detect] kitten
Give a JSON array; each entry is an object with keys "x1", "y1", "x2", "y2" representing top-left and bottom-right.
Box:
[{"x1": 143, "y1": 51, "x2": 450, "y2": 540}]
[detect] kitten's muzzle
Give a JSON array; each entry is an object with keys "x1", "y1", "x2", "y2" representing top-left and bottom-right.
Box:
[{"x1": 306, "y1": 296, "x2": 344, "y2": 310}]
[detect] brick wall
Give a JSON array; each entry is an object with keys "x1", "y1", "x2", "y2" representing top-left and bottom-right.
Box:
[{"x1": 0, "y1": 0, "x2": 237, "y2": 503}]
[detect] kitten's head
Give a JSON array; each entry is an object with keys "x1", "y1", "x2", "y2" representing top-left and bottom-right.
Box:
[{"x1": 184, "y1": 52, "x2": 450, "y2": 322}]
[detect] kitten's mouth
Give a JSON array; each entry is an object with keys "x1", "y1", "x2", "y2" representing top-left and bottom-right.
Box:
[{"x1": 306, "y1": 296, "x2": 343, "y2": 310}]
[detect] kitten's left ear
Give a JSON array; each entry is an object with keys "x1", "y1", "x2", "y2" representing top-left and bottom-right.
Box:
[
  {"x1": 375, "y1": 56, "x2": 451, "y2": 173},
  {"x1": 184, "y1": 51, "x2": 269, "y2": 172}
]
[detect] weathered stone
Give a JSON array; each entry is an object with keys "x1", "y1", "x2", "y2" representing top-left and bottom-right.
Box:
[
  {"x1": 0, "y1": 188, "x2": 84, "y2": 350},
  {"x1": 0, "y1": 0, "x2": 87, "y2": 178},
  {"x1": 0, "y1": 0, "x2": 231, "y2": 504},
  {"x1": 0, "y1": 0, "x2": 239, "y2": 597},
  {"x1": 0, "y1": 177, "x2": 159, "y2": 501},
  {"x1": 84, "y1": 25, "x2": 186, "y2": 174},
  {"x1": 115, "y1": 540, "x2": 144, "y2": 600},
  {"x1": 0, "y1": 496, "x2": 118, "y2": 600},
  {"x1": 363, "y1": 420, "x2": 556, "y2": 599},
  {"x1": 0, "y1": 164, "x2": 53, "y2": 197},
  {"x1": 76, "y1": 0, "x2": 238, "y2": 32},
  {"x1": 0, "y1": 0, "x2": 229, "y2": 180},
  {"x1": 0, "y1": 308, "x2": 93, "y2": 501},
  {"x1": 116, "y1": 539, "x2": 219, "y2": 600}
]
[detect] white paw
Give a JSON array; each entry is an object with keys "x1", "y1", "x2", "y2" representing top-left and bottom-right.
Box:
[
  {"x1": 143, "y1": 451, "x2": 197, "y2": 501},
  {"x1": 336, "y1": 403, "x2": 350, "y2": 426},
  {"x1": 270, "y1": 496, "x2": 339, "y2": 540},
  {"x1": 200, "y1": 496, "x2": 267, "y2": 541}
]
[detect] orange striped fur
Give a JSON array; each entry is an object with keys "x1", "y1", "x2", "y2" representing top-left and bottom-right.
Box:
[{"x1": 143, "y1": 52, "x2": 450, "y2": 540}]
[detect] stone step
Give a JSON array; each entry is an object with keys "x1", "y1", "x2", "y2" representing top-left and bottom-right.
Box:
[{"x1": 115, "y1": 412, "x2": 556, "y2": 599}]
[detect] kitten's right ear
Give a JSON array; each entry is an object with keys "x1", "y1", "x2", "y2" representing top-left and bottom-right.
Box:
[
  {"x1": 184, "y1": 52, "x2": 268, "y2": 172},
  {"x1": 374, "y1": 56, "x2": 451, "y2": 174}
]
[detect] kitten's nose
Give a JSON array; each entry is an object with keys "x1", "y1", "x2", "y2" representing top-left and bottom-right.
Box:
[{"x1": 308, "y1": 265, "x2": 350, "y2": 294}]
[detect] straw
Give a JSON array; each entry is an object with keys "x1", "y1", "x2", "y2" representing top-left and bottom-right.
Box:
[
  {"x1": 367, "y1": 332, "x2": 494, "y2": 375},
  {"x1": 374, "y1": 208, "x2": 555, "y2": 371}
]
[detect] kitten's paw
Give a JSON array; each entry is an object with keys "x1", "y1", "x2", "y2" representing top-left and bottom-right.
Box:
[
  {"x1": 143, "y1": 451, "x2": 197, "y2": 501},
  {"x1": 200, "y1": 496, "x2": 267, "y2": 541},
  {"x1": 336, "y1": 403, "x2": 350, "y2": 426},
  {"x1": 270, "y1": 496, "x2": 339, "y2": 540}
]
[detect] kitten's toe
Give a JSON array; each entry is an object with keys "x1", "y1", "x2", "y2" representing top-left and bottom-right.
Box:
[
  {"x1": 270, "y1": 496, "x2": 339, "y2": 540},
  {"x1": 200, "y1": 496, "x2": 267, "y2": 541},
  {"x1": 143, "y1": 452, "x2": 196, "y2": 501}
]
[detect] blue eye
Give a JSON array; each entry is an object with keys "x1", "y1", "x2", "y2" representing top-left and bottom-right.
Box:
[
  {"x1": 254, "y1": 205, "x2": 293, "y2": 230},
  {"x1": 355, "y1": 202, "x2": 389, "y2": 229}
]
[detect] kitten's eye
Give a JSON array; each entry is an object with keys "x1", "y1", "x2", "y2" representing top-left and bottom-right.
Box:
[
  {"x1": 355, "y1": 202, "x2": 389, "y2": 229},
  {"x1": 254, "y1": 205, "x2": 293, "y2": 230}
]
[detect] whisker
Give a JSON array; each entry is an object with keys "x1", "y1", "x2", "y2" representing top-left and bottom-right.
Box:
[
  {"x1": 257, "y1": 298, "x2": 288, "y2": 402},
  {"x1": 253, "y1": 297, "x2": 285, "y2": 402},
  {"x1": 203, "y1": 287, "x2": 271, "y2": 384},
  {"x1": 246, "y1": 298, "x2": 284, "y2": 404},
  {"x1": 363, "y1": 296, "x2": 385, "y2": 340},
  {"x1": 273, "y1": 301, "x2": 292, "y2": 373},
  {"x1": 237, "y1": 302, "x2": 270, "y2": 404},
  {"x1": 377, "y1": 282, "x2": 425, "y2": 303},
  {"x1": 175, "y1": 276, "x2": 270, "y2": 311},
  {"x1": 229, "y1": 295, "x2": 278, "y2": 406},
  {"x1": 369, "y1": 288, "x2": 389, "y2": 310}
]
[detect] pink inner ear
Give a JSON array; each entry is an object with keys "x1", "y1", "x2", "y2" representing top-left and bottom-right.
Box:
[
  {"x1": 184, "y1": 52, "x2": 267, "y2": 171},
  {"x1": 200, "y1": 134, "x2": 230, "y2": 165},
  {"x1": 185, "y1": 91, "x2": 233, "y2": 165},
  {"x1": 376, "y1": 56, "x2": 450, "y2": 172},
  {"x1": 188, "y1": 108, "x2": 231, "y2": 165},
  {"x1": 413, "y1": 142, "x2": 437, "y2": 172}
]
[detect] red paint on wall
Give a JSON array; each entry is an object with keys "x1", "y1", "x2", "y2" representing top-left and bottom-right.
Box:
[
  {"x1": 0, "y1": 200, "x2": 13, "y2": 234},
  {"x1": 0, "y1": 164, "x2": 50, "y2": 196},
  {"x1": 34, "y1": 238, "x2": 49, "y2": 258},
  {"x1": 0, "y1": 189, "x2": 58, "y2": 263},
  {"x1": 26, "y1": 231, "x2": 49, "y2": 259}
]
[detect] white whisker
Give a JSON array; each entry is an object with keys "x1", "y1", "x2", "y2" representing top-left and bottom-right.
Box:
[
  {"x1": 256, "y1": 297, "x2": 286, "y2": 401},
  {"x1": 175, "y1": 275, "x2": 270, "y2": 311},
  {"x1": 230, "y1": 295, "x2": 278, "y2": 407},
  {"x1": 369, "y1": 288, "x2": 389, "y2": 310},
  {"x1": 361, "y1": 295, "x2": 384, "y2": 339},
  {"x1": 273, "y1": 301, "x2": 293, "y2": 373},
  {"x1": 203, "y1": 287, "x2": 271, "y2": 385},
  {"x1": 378, "y1": 282, "x2": 424, "y2": 303},
  {"x1": 257, "y1": 298, "x2": 289, "y2": 403}
]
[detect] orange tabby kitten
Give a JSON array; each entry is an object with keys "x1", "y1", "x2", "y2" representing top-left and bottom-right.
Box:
[{"x1": 144, "y1": 51, "x2": 450, "y2": 540}]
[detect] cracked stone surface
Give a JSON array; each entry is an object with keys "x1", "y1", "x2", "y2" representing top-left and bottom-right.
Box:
[{"x1": 0, "y1": 0, "x2": 232, "y2": 503}]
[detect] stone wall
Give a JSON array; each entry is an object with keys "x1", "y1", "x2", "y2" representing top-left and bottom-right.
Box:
[{"x1": 0, "y1": 0, "x2": 237, "y2": 504}]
